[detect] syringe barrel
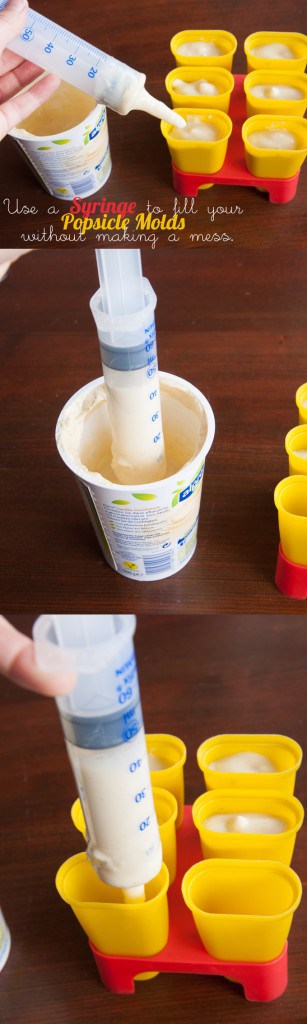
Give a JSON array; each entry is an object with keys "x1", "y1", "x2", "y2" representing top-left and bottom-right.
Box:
[
  {"x1": 0, "y1": 1, "x2": 145, "y2": 115},
  {"x1": 90, "y1": 278, "x2": 157, "y2": 371},
  {"x1": 33, "y1": 616, "x2": 162, "y2": 888}
]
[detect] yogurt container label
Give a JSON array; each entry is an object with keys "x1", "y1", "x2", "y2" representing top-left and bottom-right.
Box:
[
  {"x1": 78, "y1": 459, "x2": 205, "y2": 580},
  {"x1": 10, "y1": 104, "x2": 111, "y2": 200}
]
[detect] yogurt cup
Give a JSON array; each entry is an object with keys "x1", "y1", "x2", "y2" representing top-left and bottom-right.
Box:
[
  {"x1": 165, "y1": 68, "x2": 234, "y2": 112},
  {"x1": 161, "y1": 108, "x2": 232, "y2": 174},
  {"x1": 56, "y1": 372, "x2": 215, "y2": 582},
  {"x1": 192, "y1": 789, "x2": 304, "y2": 865},
  {"x1": 296, "y1": 383, "x2": 307, "y2": 424},
  {"x1": 197, "y1": 734, "x2": 302, "y2": 795},
  {"x1": 285, "y1": 426, "x2": 307, "y2": 475},
  {"x1": 10, "y1": 83, "x2": 111, "y2": 200},
  {"x1": 0, "y1": 909, "x2": 11, "y2": 972},
  {"x1": 244, "y1": 71, "x2": 307, "y2": 118},
  {"x1": 274, "y1": 475, "x2": 307, "y2": 566},
  {"x1": 182, "y1": 858, "x2": 302, "y2": 963},
  {"x1": 170, "y1": 30, "x2": 237, "y2": 71},
  {"x1": 56, "y1": 854, "x2": 169, "y2": 962},
  {"x1": 242, "y1": 114, "x2": 307, "y2": 178},
  {"x1": 244, "y1": 33, "x2": 307, "y2": 75}
]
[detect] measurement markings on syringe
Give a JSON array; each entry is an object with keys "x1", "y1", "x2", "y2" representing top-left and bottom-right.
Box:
[
  {"x1": 0, "y1": 1, "x2": 112, "y2": 86},
  {"x1": 145, "y1": 324, "x2": 162, "y2": 446}
]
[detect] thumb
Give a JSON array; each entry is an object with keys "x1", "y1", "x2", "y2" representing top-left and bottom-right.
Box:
[{"x1": 0, "y1": 0, "x2": 29, "y2": 58}]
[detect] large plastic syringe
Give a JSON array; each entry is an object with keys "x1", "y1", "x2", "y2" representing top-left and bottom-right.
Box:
[
  {"x1": 0, "y1": 0, "x2": 184, "y2": 127},
  {"x1": 33, "y1": 615, "x2": 162, "y2": 900},
  {"x1": 90, "y1": 250, "x2": 167, "y2": 485}
]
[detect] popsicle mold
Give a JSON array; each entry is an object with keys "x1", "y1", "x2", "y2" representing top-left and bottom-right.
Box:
[
  {"x1": 170, "y1": 31, "x2": 237, "y2": 71},
  {"x1": 55, "y1": 854, "x2": 169, "y2": 957},
  {"x1": 165, "y1": 67, "x2": 234, "y2": 112},
  {"x1": 88, "y1": 807, "x2": 290, "y2": 999},
  {"x1": 274, "y1": 475, "x2": 307, "y2": 566},
  {"x1": 244, "y1": 33, "x2": 307, "y2": 75},
  {"x1": 181, "y1": 858, "x2": 302, "y2": 963},
  {"x1": 244, "y1": 71, "x2": 307, "y2": 118},
  {"x1": 275, "y1": 543, "x2": 307, "y2": 600},
  {"x1": 197, "y1": 735, "x2": 302, "y2": 795},
  {"x1": 146, "y1": 734, "x2": 187, "y2": 828},
  {"x1": 167, "y1": 76, "x2": 301, "y2": 201},
  {"x1": 152, "y1": 788, "x2": 178, "y2": 883},
  {"x1": 242, "y1": 114, "x2": 307, "y2": 178},
  {"x1": 192, "y1": 789, "x2": 304, "y2": 865},
  {"x1": 285, "y1": 425, "x2": 307, "y2": 475},
  {"x1": 296, "y1": 383, "x2": 307, "y2": 424},
  {"x1": 161, "y1": 108, "x2": 232, "y2": 174}
]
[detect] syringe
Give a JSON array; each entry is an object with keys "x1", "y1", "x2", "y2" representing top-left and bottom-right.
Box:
[
  {"x1": 90, "y1": 249, "x2": 167, "y2": 485},
  {"x1": 0, "y1": 0, "x2": 184, "y2": 127},
  {"x1": 33, "y1": 614, "x2": 162, "y2": 902}
]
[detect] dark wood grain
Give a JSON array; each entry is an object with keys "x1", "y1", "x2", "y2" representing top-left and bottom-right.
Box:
[
  {"x1": 0, "y1": 613, "x2": 306, "y2": 1024},
  {"x1": 1, "y1": 247, "x2": 307, "y2": 613},
  {"x1": 0, "y1": 0, "x2": 306, "y2": 248}
]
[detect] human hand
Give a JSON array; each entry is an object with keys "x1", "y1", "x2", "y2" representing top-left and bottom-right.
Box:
[
  {"x1": 0, "y1": 247, "x2": 31, "y2": 279},
  {"x1": 0, "y1": 0, "x2": 60, "y2": 142},
  {"x1": 0, "y1": 616, "x2": 76, "y2": 695}
]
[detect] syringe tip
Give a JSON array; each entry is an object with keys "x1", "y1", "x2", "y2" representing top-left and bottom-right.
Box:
[
  {"x1": 122, "y1": 885, "x2": 146, "y2": 904},
  {"x1": 133, "y1": 87, "x2": 186, "y2": 128}
]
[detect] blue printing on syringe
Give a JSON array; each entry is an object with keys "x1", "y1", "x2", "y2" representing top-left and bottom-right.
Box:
[{"x1": 60, "y1": 697, "x2": 143, "y2": 749}]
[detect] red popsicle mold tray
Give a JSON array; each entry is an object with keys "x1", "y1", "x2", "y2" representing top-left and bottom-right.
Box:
[
  {"x1": 89, "y1": 805, "x2": 288, "y2": 1000},
  {"x1": 171, "y1": 75, "x2": 300, "y2": 202},
  {"x1": 275, "y1": 543, "x2": 307, "y2": 599}
]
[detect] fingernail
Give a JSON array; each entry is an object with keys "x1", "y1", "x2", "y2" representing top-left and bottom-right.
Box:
[{"x1": 8, "y1": 0, "x2": 28, "y2": 11}]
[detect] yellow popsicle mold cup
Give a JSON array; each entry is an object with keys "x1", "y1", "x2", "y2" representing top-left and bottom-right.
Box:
[
  {"x1": 161, "y1": 109, "x2": 232, "y2": 175},
  {"x1": 274, "y1": 475, "x2": 307, "y2": 566},
  {"x1": 152, "y1": 787, "x2": 178, "y2": 884},
  {"x1": 192, "y1": 789, "x2": 304, "y2": 865},
  {"x1": 296, "y1": 383, "x2": 307, "y2": 424},
  {"x1": 197, "y1": 734, "x2": 302, "y2": 795},
  {"x1": 244, "y1": 33, "x2": 307, "y2": 75},
  {"x1": 244, "y1": 71, "x2": 307, "y2": 118},
  {"x1": 71, "y1": 798, "x2": 87, "y2": 839},
  {"x1": 165, "y1": 67, "x2": 234, "y2": 112},
  {"x1": 56, "y1": 854, "x2": 169, "y2": 959},
  {"x1": 285, "y1": 426, "x2": 307, "y2": 476},
  {"x1": 170, "y1": 31, "x2": 237, "y2": 71},
  {"x1": 242, "y1": 114, "x2": 307, "y2": 178},
  {"x1": 71, "y1": 787, "x2": 178, "y2": 885},
  {"x1": 146, "y1": 734, "x2": 186, "y2": 828},
  {"x1": 181, "y1": 858, "x2": 302, "y2": 963}
]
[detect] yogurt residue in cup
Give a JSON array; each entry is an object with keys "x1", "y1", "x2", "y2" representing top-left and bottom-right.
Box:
[
  {"x1": 250, "y1": 84, "x2": 303, "y2": 101},
  {"x1": 294, "y1": 449, "x2": 307, "y2": 459},
  {"x1": 250, "y1": 43, "x2": 296, "y2": 60},
  {"x1": 172, "y1": 78, "x2": 219, "y2": 96},
  {"x1": 203, "y1": 812, "x2": 286, "y2": 833},
  {"x1": 177, "y1": 41, "x2": 223, "y2": 57},
  {"x1": 209, "y1": 751, "x2": 276, "y2": 773},
  {"x1": 247, "y1": 128, "x2": 297, "y2": 149},
  {"x1": 171, "y1": 115, "x2": 220, "y2": 142}
]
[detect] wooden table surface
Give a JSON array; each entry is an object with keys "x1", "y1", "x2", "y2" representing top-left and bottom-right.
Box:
[
  {"x1": 1, "y1": 247, "x2": 307, "y2": 614},
  {"x1": 0, "y1": 0, "x2": 306, "y2": 248},
  {"x1": 0, "y1": 613, "x2": 306, "y2": 1024}
]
